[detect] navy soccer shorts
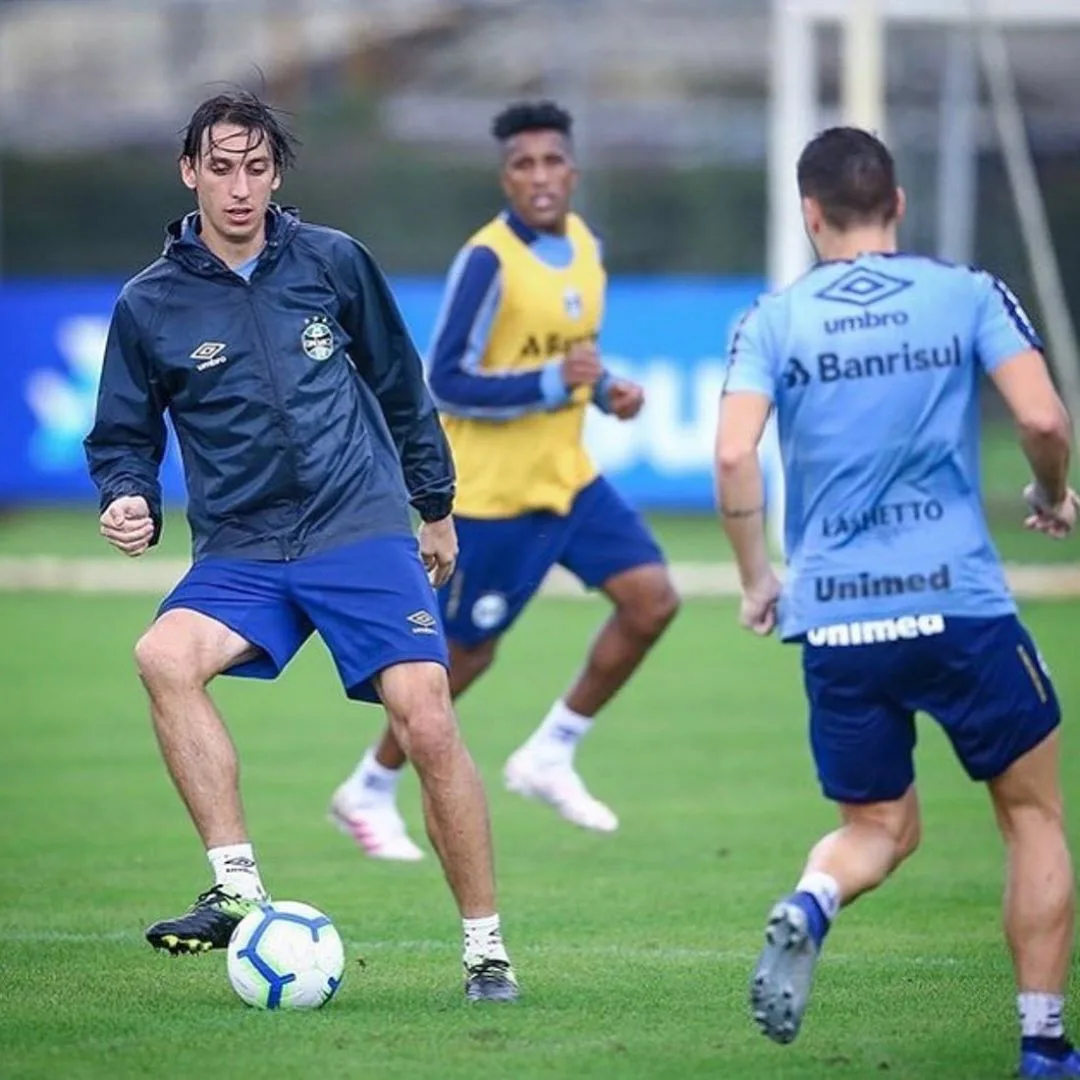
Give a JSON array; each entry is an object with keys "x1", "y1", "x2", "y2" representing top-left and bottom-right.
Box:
[
  {"x1": 157, "y1": 533, "x2": 448, "y2": 703},
  {"x1": 438, "y1": 475, "x2": 666, "y2": 647},
  {"x1": 801, "y1": 614, "x2": 1061, "y2": 803}
]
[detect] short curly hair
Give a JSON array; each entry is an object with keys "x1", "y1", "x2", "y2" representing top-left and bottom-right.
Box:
[{"x1": 491, "y1": 100, "x2": 573, "y2": 143}]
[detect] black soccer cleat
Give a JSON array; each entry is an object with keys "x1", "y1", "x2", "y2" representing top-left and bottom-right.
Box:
[
  {"x1": 145, "y1": 885, "x2": 263, "y2": 956},
  {"x1": 465, "y1": 958, "x2": 520, "y2": 1002}
]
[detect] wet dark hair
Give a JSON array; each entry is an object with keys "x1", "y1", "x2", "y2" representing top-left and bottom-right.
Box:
[
  {"x1": 180, "y1": 90, "x2": 298, "y2": 172},
  {"x1": 491, "y1": 100, "x2": 573, "y2": 143},
  {"x1": 797, "y1": 126, "x2": 899, "y2": 230}
]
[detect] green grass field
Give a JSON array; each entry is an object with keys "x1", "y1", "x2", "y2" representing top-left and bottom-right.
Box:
[
  {"x1": 1, "y1": 584, "x2": 1079, "y2": 1079},
  {"x1": 1, "y1": 427, "x2": 1077, "y2": 1080}
]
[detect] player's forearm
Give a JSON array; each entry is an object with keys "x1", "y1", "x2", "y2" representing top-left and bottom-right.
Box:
[
  {"x1": 716, "y1": 451, "x2": 771, "y2": 587},
  {"x1": 428, "y1": 359, "x2": 567, "y2": 414},
  {"x1": 988, "y1": 349, "x2": 1072, "y2": 503},
  {"x1": 1019, "y1": 413, "x2": 1071, "y2": 503},
  {"x1": 84, "y1": 300, "x2": 167, "y2": 537}
]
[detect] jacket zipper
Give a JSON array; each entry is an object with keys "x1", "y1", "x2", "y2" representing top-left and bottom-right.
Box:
[{"x1": 246, "y1": 283, "x2": 301, "y2": 560}]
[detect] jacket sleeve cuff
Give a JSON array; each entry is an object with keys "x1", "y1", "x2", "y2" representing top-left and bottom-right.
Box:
[
  {"x1": 539, "y1": 362, "x2": 572, "y2": 409},
  {"x1": 412, "y1": 492, "x2": 455, "y2": 523}
]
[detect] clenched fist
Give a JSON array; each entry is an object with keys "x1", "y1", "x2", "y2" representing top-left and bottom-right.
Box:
[
  {"x1": 100, "y1": 496, "x2": 154, "y2": 557},
  {"x1": 606, "y1": 378, "x2": 645, "y2": 420}
]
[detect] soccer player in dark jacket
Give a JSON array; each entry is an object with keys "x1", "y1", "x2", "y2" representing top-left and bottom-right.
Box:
[{"x1": 84, "y1": 91, "x2": 517, "y2": 1002}]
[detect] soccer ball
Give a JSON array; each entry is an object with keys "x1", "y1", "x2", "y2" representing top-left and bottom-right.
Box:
[{"x1": 226, "y1": 900, "x2": 345, "y2": 1010}]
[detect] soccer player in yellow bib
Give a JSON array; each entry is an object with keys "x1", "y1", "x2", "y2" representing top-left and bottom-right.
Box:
[{"x1": 328, "y1": 101, "x2": 681, "y2": 858}]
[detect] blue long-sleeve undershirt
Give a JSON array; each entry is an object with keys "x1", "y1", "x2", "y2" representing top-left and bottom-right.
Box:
[{"x1": 426, "y1": 212, "x2": 613, "y2": 419}]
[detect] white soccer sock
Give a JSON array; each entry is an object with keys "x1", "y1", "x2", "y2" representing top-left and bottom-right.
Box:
[
  {"x1": 1019, "y1": 992, "x2": 1066, "y2": 1039},
  {"x1": 527, "y1": 700, "x2": 593, "y2": 764},
  {"x1": 795, "y1": 870, "x2": 841, "y2": 922},
  {"x1": 463, "y1": 913, "x2": 509, "y2": 967},
  {"x1": 345, "y1": 748, "x2": 403, "y2": 805},
  {"x1": 207, "y1": 843, "x2": 267, "y2": 901}
]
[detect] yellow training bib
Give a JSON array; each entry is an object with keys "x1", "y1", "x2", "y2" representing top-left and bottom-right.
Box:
[{"x1": 440, "y1": 213, "x2": 606, "y2": 518}]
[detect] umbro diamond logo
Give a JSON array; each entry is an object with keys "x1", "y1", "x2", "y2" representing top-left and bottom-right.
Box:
[
  {"x1": 190, "y1": 341, "x2": 228, "y2": 371},
  {"x1": 815, "y1": 267, "x2": 912, "y2": 308},
  {"x1": 191, "y1": 341, "x2": 226, "y2": 361},
  {"x1": 407, "y1": 610, "x2": 438, "y2": 635}
]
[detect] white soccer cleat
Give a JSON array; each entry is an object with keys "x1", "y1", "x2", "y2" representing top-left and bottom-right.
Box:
[
  {"x1": 327, "y1": 786, "x2": 425, "y2": 862},
  {"x1": 503, "y1": 750, "x2": 619, "y2": 833}
]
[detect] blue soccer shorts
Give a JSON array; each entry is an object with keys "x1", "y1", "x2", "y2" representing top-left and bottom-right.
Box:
[
  {"x1": 157, "y1": 533, "x2": 449, "y2": 703},
  {"x1": 439, "y1": 475, "x2": 665, "y2": 647},
  {"x1": 801, "y1": 614, "x2": 1061, "y2": 803}
]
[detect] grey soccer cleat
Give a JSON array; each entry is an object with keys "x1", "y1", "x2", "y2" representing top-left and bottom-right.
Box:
[
  {"x1": 465, "y1": 958, "x2": 520, "y2": 1003},
  {"x1": 750, "y1": 899, "x2": 820, "y2": 1044}
]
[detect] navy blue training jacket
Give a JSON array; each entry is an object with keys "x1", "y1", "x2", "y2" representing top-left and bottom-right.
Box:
[{"x1": 84, "y1": 206, "x2": 455, "y2": 562}]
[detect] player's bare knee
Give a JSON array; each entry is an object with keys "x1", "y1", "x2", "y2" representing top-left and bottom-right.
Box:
[
  {"x1": 620, "y1": 573, "x2": 680, "y2": 641},
  {"x1": 134, "y1": 616, "x2": 231, "y2": 690},
  {"x1": 396, "y1": 703, "x2": 460, "y2": 767},
  {"x1": 133, "y1": 627, "x2": 199, "y2": 691},
  {"x1": 990, "y1": 732, "x2": 1065, "y2": 838},
  {"x1": 381, "y1": 662, "x2": 459, "y2": 764}
]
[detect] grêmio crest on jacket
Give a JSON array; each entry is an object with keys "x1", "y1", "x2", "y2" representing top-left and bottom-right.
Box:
[{"x1": 301, "y1": 315, "x2": 335, "y2": 361}]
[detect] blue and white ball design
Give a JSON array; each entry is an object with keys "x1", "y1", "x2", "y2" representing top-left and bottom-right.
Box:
[{"x1": 226, "y1": 900, "x2": 345, "y2": 1009}]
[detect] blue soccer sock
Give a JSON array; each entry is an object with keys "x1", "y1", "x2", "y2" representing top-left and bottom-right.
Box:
[
  {"x1": 789, "y1": 870, "x2": 841, "y2": 949},
  {"x1": 1022, "y1": 1036, "x2": 1074, "y2": 1061},
  {"x1": 789, "y1": 892, "x2": 830, "y2": 949}
]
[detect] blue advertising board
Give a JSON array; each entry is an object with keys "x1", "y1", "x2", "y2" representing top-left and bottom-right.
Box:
[{"x1": 0, "y1": 276, "x2": 769, "y2": 511}]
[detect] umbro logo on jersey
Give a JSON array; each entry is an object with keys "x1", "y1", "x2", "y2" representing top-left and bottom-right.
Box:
[
  {"x1": 825, "y1": 310, "x2": 909, "y2": 335},
  {"x1": 191, "y1": 341, "x2": 228, "y2": 371},
  {"x1": 815, "y1": 267, "x2": 912, "y2": 309},
  {"x1": 407, "y1": 610, "x2": 438, "y2": 634},
  {"x1": 563, "y1": 289, "x2": 583, "y2": 319}
]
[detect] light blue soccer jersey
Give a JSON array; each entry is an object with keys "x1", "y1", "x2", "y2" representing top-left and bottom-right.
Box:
[{"x1": 724, "y1": 253, "x2": 1041, "y2": 639}]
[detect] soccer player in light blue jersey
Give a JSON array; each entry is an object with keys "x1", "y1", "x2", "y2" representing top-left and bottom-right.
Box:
[{"x1": 716, "y1": 127, "x2": 1080, "y2": 1077}]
